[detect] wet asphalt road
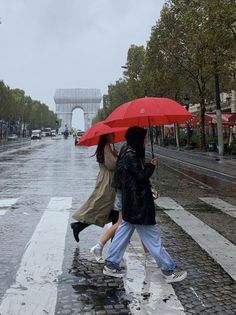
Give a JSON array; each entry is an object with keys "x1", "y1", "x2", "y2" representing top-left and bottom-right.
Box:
[{"x1": 0, "y1": 137, "x2": 236, "y2": 315}]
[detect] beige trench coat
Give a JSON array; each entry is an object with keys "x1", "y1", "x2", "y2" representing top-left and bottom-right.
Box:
[{"x1": 72, "y1": 144, "x2": 117, "y2": 227}]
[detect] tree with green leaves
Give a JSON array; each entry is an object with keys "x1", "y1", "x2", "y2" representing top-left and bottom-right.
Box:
[
  {"x1": 123, "y1": 45, "x2": 146, "y2": 98},
  {"x1": 93, "y1": 79, "x2": 129, "y2": 124},
  {"x1": 0, "y1": 80, "x2": 58, "y2": 137},
  {"x1": 145, "y1": 0, "x2": 236, "y2": 149}
]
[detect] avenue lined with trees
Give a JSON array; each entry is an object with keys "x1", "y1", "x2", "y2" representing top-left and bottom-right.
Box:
[
  {"x1": 0, "y1": 81, "x2": 58, "y2": 139},
  {"x1": 94, "y1": 0, "x2": 236, "y2": 150}
]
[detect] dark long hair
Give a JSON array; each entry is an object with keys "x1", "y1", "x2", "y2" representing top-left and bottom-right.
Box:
[
  {"x1": 125, "y1": 126, "x2": 147, "y2": 161},
  {"x1": 94, "y1": 134, "x2": 110, "y2": 164}
]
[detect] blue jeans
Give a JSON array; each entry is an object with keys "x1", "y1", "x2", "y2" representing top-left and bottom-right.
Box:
[{"x1": 106, "y1": 221, "x2": 176, "y2": 271}]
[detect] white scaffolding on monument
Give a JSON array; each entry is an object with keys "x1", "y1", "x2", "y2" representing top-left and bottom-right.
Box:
[{"x1": 54, "y1": 88, "x2": 102, "y2": 132}]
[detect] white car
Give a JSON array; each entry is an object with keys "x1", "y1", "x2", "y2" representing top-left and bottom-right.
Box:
[
  {"x1": 7, "y1": 134, "x2": 18, "y2": 140},
  {"x1": 51, "y1": 130, "x2": 57, "y2": 137},
  {"x1": 31, "y1": 130, "x2": 41, "y2": 140}
]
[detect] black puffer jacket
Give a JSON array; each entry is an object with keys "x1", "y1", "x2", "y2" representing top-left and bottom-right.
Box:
[{"x1": 122, "y1": 148, "x2": 156, "y2": 225}]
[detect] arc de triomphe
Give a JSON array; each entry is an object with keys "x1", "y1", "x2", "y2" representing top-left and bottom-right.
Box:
[{"x1": 54, "y1": 88, "x2": 102, "y2": 131}]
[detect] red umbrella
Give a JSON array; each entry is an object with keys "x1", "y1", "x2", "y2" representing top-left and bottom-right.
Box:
[
  {"x1": 77, "y1": 121, "x2": 127, "y2": 146},
  {"x1": 104, "y1": 97, "x2": 192, "y2": 156},
  {"x1": 104, "y1": 97, "x2": 192, "y2": 127}
]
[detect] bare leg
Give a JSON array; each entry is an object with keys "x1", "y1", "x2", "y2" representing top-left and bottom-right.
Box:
[
  {"x1": 100, "y1": 212, "x2": 123, "y2": 245},
  {"x1": 90, "y1": 212, "x2": 122, "y2": 263}
]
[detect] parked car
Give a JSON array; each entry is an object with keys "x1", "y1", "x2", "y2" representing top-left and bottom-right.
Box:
[
  {"x1": 31, "y1": 130, "x2": 41, "y2": 140},
  {"x1": 7, "y1": 134, "x2": 18, "y2": 140}
]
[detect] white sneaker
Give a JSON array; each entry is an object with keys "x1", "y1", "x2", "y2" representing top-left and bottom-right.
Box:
[
  {"x1": 120, "y1": 258, "x2": 126, "y2": 268},
  {"x1": 103, "y1": 265, "x2": 126, "y2": 278},
  {"x1": 162, "y1": 270, "x2": 187, "y2": 283},
  {"x1": 145, "y1": 253, "x2": 158, "y2": 268},
  {"x1": 90, "y1": 245, "x2": 104, "y2": 263}
]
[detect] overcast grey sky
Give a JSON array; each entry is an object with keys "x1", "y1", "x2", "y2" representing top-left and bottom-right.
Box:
[{"x1": 0, "y1": 0, "x2": 165, "y2": 120}]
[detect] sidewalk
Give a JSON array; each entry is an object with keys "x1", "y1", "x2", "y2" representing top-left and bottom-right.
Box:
[{"x1": 149, "y1": 144, "x2": 236, "y2": 180}]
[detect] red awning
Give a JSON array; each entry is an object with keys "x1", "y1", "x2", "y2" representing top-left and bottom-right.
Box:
[
  {"x1": 179, "y1": 113, "x2": 236, "y2": 128},
  {"x1": 206, "y1": 113, "x2": 236, "y2": 126}
]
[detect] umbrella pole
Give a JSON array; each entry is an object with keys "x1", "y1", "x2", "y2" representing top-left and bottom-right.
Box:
[{"x1": 148, "y1": 117, "x2": 154, "y2": 158}]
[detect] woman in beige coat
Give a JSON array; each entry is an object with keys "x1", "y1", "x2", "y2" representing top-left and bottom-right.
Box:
[{"x1": 71, "y1": 133, "x2": 118, "y2": 242}]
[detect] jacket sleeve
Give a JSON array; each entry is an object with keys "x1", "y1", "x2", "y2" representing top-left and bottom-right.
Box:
[
  {"x1": 124, "y1": 152, "x2": 155, "y2": 181},
  {"x1": 104, "y1": 144, "x2": 117, "y2": 171}
]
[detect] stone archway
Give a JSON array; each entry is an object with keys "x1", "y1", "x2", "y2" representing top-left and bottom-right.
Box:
[{"x1": 54, "y1": 88, "x2": 102, "y2": 131}]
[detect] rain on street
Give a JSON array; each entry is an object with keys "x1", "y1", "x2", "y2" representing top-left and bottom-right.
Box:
[{"x1": 0, "y1": 137, "x2": 236, "y2": 315}]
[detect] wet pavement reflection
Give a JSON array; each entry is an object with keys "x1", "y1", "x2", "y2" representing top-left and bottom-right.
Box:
[{"x1": 0, "y1": 138, "x2": 236, "y2": 314}]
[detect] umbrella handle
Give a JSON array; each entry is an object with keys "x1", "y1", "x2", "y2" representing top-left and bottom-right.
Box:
[{"x1": 148, "y1": 117, "x2": 154, "y2": 158}]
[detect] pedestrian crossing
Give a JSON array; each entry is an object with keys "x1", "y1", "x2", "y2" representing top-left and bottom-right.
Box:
[
  {"x1": 200, "y1": 197, "x2": 236, "y2": 219},
  {"x1": 0, "y1": 195, "x2": 235, "y2": 315},
  {"x1": 0, "y1": 197, "x2": 72, "y2": 315},
  {"x1": 156, "y1": 198, "x2": 236, "y2": 281}
]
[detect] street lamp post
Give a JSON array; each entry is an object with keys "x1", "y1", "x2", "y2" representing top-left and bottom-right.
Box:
[
  {"x1": 214, "y1": 69, "x2": 224, "y2": 156},
  {"x1": 183, "y1": 95, "x2": 191, "y2": 148}
]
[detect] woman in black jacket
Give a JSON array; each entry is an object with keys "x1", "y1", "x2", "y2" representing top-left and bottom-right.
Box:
[{"x1": 103, "y1": 126, "x2": 187, "y2": 284}]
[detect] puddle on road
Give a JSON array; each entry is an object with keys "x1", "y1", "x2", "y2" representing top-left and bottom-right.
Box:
[{"x1": 59, "y1": 248, "x2": 130, "y2": 314}]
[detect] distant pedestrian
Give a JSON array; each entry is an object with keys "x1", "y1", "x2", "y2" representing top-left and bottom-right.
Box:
[
  {"x1": 71, "y1": 133, "x2": 118, "y2": 242},
  {"x1": 103, "y1": 126, "x2": 187, "y2": 283}
]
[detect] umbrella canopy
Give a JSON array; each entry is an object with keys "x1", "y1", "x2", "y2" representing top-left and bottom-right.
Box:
[
  {"x1": 104, "y1": 97, "x2": 192, "y2": 128},
  {"x1": 77, "y1": 121, "x2": 127, "y2": 146}
]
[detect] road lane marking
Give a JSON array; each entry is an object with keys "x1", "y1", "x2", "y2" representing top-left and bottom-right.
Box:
[
  {"x1": 155, "y1": 198, "x2": 236, "y2": 281},
  {"x1": 123, "y1": 232, "x2": 186, "y2": 315},
  {"x1": 155, "y1": 197, "x2": 184, "y2": 210},
  {"x1": 0, "y1": 198, "x2": 19, "y2": 216},
  {"x1": 199, "y1": 197, "x2": 236, "y2": 219},
  {"x1": 0, "y1": 197, "x2": 72, "y2": 315}
]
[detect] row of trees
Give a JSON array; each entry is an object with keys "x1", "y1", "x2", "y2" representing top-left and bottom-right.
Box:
[
  {"x1": 94, "y1": 0, "x2": 236, "y2": 149},
  {"x1": 0, "y1": 81, "x2": 58, "y2": 138}
]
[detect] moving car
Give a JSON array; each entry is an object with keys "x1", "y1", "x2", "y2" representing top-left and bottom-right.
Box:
[
  {"x1": 7, "y1": 134, "x2": 18, "y2": 140},
  {"x1": 51, "y1": 130, "x2": 56, "y2": 137},
  {"x1": 31, "y1": 130, "x2": 41, "y2": 140},
  {"x1": 75, "y1": 130, "x2": 84, "y2": 145}
]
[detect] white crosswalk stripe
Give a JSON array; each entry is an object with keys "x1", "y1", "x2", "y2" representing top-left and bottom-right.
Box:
[
  {"x1": 1, "y1": 195, "x2": 236, "y2": 314},
  {"x1": 0, "y1": 198, "x2": 19, "y2": 216},
  {"x1": 0, "y1": 197, "x2": 72, "y2": 315},
  {"x1": 155, "y1": 197, "x2": 184, "y2": 210},
  {"x1": 123, "y1": 232, "x2": 186, "y2": 315},
  {"x1": 200, "y1": 197, "x2": 236, "y2": 219},
  {"x1": 155, "y1": 197, "x2": 236, "y2": 281}
]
